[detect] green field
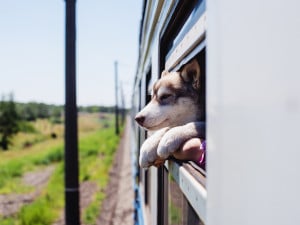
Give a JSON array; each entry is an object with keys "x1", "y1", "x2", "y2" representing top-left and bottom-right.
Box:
[{"x1": 0, "y1": 113, "x2": 122, "y2": 225}]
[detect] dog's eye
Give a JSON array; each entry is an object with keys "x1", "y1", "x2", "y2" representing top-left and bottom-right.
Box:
[{"x1": 159, "y1": 94, "x2": 172, "y2": 102}]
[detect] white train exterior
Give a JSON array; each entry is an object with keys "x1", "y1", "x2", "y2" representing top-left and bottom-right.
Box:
[{"x1": 131, "y1": 0, "x2": 300, "y2": 225}]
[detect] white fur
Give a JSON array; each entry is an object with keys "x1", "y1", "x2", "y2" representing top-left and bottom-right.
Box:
[
  {"x1": 136, "y1": 59, "x2": 205, "y2": 168},
  {"x1": 136, "y1": 97, "x2": 198, "y2": 130},
  {"x1": 139, "y1": 128, "x2": 169, "y2": 167},
  {"x1": 157, "y1": 122, "x2": 204, "y2": 158}
]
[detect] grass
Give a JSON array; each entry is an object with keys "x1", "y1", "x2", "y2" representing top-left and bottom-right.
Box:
[
  {"x1": 0, "y1": 142, "x2": 64, "y2": 194},
  {"x1": 0, "y1": 161, "x2": 25, "y2": 194},
  {"x1": 12, "y1": 119, "x2": 63, "y2": 150},
  {"x1": 18, "y1": 164, "x2": 64, "y2": 225},
  {"x1": 0, "y1": 113, "x2": 123, "y2": 225},
  {"x1": 169, "y1": 201, "x2": 182, "y2": 225},
  {"x1": 79, "y1": 120, "x2": 121, "y2": 224}
]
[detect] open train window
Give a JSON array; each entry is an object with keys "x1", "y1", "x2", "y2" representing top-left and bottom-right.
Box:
[
  {"x1": 162, "y1": 49, "x2": 206, "y2": 224},
  {"x1": 133, "y1": 0, "x2": 207, "y2": 224},
  {"x1": 159, "y1": 0, "x2": 207, "y2": 224},
  {"x1": 160, "y1": 0, "x2": 206, "y2": 170}
]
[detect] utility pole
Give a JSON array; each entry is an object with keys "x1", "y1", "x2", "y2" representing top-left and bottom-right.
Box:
[
  {"x1": 64, "y1": 1, "x2": 80, "y2": 225},
  {"x1": 120, "y1": 82, "x2": 126, "y2": 125},
  {"x1": 114, "y1": 61, "x2": 119, "y2": 135}
]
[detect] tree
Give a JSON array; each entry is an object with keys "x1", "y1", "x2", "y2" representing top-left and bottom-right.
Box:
[{"x1": 0, "y1": 93, "x2": 20, "y2": 150}]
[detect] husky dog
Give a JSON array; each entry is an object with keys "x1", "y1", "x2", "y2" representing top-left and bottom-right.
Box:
[{"x1": 135, "y1": 59, "x2": 206, "y2": 168}]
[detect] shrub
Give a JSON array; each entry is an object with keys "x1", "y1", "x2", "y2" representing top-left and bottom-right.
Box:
[
  {"x1": 19, "y1": 199, "x2": 54, "y2": 225},
  {"x1": 0, "y1": 161, "x2": 23, "y2": 189},
  {"x1": 18, "y1": 121, "x2": 36, "y2": 133},
  {"x1": 33, "y1": 147, "x2": 63, "y2": 166}
]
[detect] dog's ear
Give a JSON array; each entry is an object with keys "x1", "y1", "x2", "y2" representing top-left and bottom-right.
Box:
[{"x1": 180, "y1": 59, "x2": 201, "y2": 90}]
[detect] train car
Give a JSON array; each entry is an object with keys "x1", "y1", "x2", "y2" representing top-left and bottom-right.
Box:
[
  {"x1": 131, "y1": 0, "x2": 300, "y2": 225},
  {"x1": 132, "y1": 1, "x2": 207, "y2": 224}
]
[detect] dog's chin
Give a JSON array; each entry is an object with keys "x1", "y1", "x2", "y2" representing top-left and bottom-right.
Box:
[{"x1": 143, "y1": 119, "x2": 168, "y2": 131}]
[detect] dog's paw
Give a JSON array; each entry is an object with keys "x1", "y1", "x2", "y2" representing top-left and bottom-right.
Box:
[
  {"x1": 139, "y1": 150, "x2": 165, "y2": 168},
  {"x1": 139, "y1": 138, "x2": 159, "y2": 168},
  {"x1": 139, "y1": 128, "x2": 170, "y2": 168},
  {"x1": 157, "y1": 127, "x2": 184, "y2": 159},
  {"x1": 139, "y1": 153, "x2": 153, "y2": 168}
]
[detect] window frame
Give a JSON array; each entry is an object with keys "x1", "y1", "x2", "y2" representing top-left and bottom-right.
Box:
[{"x1": 159, "y1": 0, "x2": 207, "y2": 223}]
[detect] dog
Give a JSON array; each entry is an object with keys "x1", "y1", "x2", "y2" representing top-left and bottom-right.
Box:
[{"x1": 135, "y1": 59, "x2": 206, "y2": 168}]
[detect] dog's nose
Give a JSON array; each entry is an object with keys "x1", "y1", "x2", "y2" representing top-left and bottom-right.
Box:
[{"x1": 135, "y1": 115, "x2": 145, "y2": 125}]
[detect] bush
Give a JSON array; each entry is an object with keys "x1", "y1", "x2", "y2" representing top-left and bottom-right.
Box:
[
  {"x1": 0, "y1": 161, "x2": 23, "y2": 189},
  {"x1": 19, "y1": 199, "x2": 54, "y2": 225},
  {"x1": 0, "y1": 161, "x2": 23, "y2": 178},
  {"x1": 50, "y1": 116, "x2": 62, "y2": 124},
  {"x1": 33, "y1": 147, "x2": 63, "y2": 166},
  {"x1": 18, "y1": 121, "x2": 36, "y2": 133}
]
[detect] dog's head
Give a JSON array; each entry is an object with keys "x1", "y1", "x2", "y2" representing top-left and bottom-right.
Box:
[{"x1": 135, "y1": 59, "x2": 201, "y2": 130}]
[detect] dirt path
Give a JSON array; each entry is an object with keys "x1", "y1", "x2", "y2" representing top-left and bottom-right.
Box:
[
  {"x1": 55, "y1": 117, "x2": 135, "y2": 225},
  {"x1": 0, "y1": 165, "x2": 55, "y2": 217},
  {"x1": 0, "y1": 117, "x2": 135, "y2": 223},
  {"x1": 97, "y1": 117, "x2": 134, "y2": 225},
  {"x1": 52, "y1": 180, "x2": 99, "y2": 225}
]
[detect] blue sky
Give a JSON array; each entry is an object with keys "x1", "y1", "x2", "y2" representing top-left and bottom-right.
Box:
[{"x1": 0, "y1": 1, "x2": 142, "y2": 107}]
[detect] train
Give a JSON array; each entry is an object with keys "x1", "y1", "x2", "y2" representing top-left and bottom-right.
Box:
[{"x1": 130, "y1": 0, "x2": 300, "y2": 225}]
